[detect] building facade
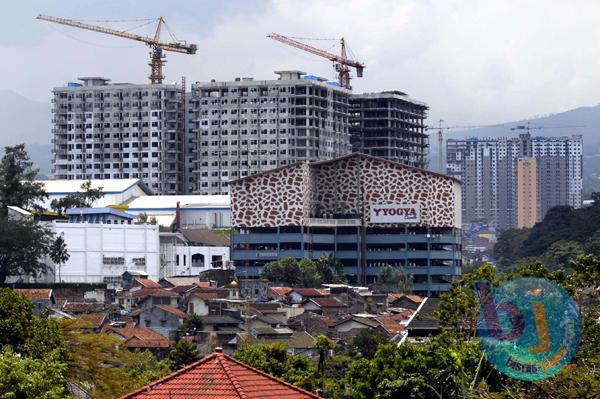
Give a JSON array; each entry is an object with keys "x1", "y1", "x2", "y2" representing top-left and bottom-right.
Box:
[
  {"x1": 51, "y1": 77, "x2": 185, "y2": 194},
  {"x1": 516, "y1": 157, "x2": 537, "y2": 228},
  {"x1": 349, "y1": 91, "x2": 429, "y2": 169},
  {"x1": 187, "y1": 71, "x2": 352, "y2": 195},
  {"x1": 446, "y1": 133, "x2": 583, "y2": 229},
  {"x1": 230, "y1": 153, "x2": 462, "y2": 296}
]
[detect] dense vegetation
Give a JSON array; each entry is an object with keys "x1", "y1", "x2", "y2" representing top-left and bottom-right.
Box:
[
  {"x1": 236, "y1": 257, "x2": 600, "y2": 398},
  {"x1": 260, "y1": 254, "x2": 346, "y2": 287},
  {"x1": 495, "y1": 194, "x2": 600, "y2": 270}
]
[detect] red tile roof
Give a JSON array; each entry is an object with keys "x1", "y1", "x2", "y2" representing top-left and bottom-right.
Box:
[
  {"x1": 13, "y1": 289, "x2": 53, "y2": 300},
  {"x1": 376, "y1": 316, "x2": 406, "y2": 335},
  {"x1": 108, "y1": 327, "x2": 170, "y2": 349},
  {"x1": 291, "y1": 288, "x2": 324, "y2": 298},
  {"x1": 134, "y1": 278, "x2": 161, "y2": 288},
  {"x1": 156, "y1": 305, "x2": 188, "y2": 319},
  {"x1": 310, "y1": 297, "x2": 345, "y2": 308},
  {"x1": 119, "y1": 349, "x2": 323, "y2": 399},
  {"x1": 191, "y1": 291, "x2": 220, "y2": 301},
  {"x1": 268, "y1": 287, "x2": 293, "y2": 297},
  {"x1": 79, "y1": 313, "x2": 108, "y2": 328},
  {"x1": 388, "y1": 293, "x2": 424, "y2": 303}
]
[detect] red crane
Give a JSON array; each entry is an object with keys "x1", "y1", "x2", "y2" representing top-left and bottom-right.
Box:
[{"x1": 267, "y1": 33, "x2": 365, "y2": 90}]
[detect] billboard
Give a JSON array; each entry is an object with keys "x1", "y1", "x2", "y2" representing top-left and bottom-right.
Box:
[{"x1": 370, "y1": 204, "x2": 421, "y2": 224}]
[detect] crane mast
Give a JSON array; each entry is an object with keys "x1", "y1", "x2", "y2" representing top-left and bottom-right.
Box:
[
  {"x1": 267, "y1": 33, "x2": 365, "y2": 89},
  {"x1": 36, "y1": 14, "x2": 197, "y2": 84}
]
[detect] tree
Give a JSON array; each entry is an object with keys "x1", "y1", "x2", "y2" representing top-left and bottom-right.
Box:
[
  {"x1": 0, "y1": 215, "x2": 55, "y2": 283},
  {"x1": 315, "y1": 335, "x2": 335, "y2": 393},
  {"x1": 298, "y1": 258, "x2": 320, "y2": 287},
  {"x1": 542, "y1": 240, "x2": 584, "y2": 269},
  {"x1": 167, "y1": 340, "x2": 200, "y2": 370},
  {"x1": 350, "y1": 329, "x2": 389, "y2": 359},
  {"x1": 0, "y1": 144, "x2": 47, "y2": 214},
  {"x1": 58, "y1": 318, "x2": 169, "y2": 399},
  {"x1": 0, "y1": 348, "x2": 68, "y2": 399},
  {"x1": 315, "y1": 253, "x2": 346, "y2": 284},
  {"x1": 50, "y1": 180, "x2": 104, "y2": 215},
  {"x1": 49, "y1": 235, "x2": 69, "y2": 283},
  {"x1": 137, "y1": 212, "x2": 148, "y2": 223},
  {"x1": 177, "y1": 314, "x2": 203, "y2": 336}
]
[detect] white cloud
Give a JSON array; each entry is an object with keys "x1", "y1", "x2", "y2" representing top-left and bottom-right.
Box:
[{"x1": 3, "y1": 0, "x2": 600, "y2": 126}]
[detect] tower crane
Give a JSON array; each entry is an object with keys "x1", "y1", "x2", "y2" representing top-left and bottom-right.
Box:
[
  {"x1": 267, "y1": 33, "x2": 365, "y2": 90},
  {"x1": 509, "y1": 121, "x2": 584, "y2": 134},
  {"x1": 36, "y1": 14, "x2": 197, "y2": 84}
]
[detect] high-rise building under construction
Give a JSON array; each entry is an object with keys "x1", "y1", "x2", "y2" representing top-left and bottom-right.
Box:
[{"x1": 51, "y1": 77, "x2": 185, "y2": 194}]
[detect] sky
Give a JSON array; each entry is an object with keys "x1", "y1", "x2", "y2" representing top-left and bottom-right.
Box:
[{"x1": 3, "y1": 0, "x2": 600, "y2": 126}]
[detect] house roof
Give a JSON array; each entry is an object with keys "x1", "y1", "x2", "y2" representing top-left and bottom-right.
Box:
[
  {"x1": 375, "y1": 316, "x2": 405, "y2": 335},
  {"x1": 65, "y1": 207, "x2": 135, "y2": 219},
  {"x1": 156, "y1": 305, "x2": 188, "y2": 319},
  {"x1": 191, "y1": 291, "x2": 220, "y2": 301},
  {"x1": 118, "y1": 348, "x2": 322, "y2": 399},
  {"x1": 159, "y1": 276, "x2": 205, "y2": 287},
  {"x1": 249, "y1": 303, "x2": 281, "y2": 313},
  {"x1": 125, "y1": 195, "x2": 230, "y2": 211},
  {"x1": 231, "y1": 153, "x2": 461, "y2": 185},
  {"x1": 200, "y1": 315, "x2": 241, "y2": 325},
  {"x1": 130, "y1": 288, "x2": 179, "y2": 298},
  {"x1": 388, "y1": 293, "x2": 424, "y2": 304},
  {"x1": 61, "y1": 301, "x2": 114, "y2": 313},
  {"x1": 79, "y1": 313, "x2": 108, "y2": 328},
  {"x1": 13, "y1": 288, "x2": 53, "y2": 301},
  {"x1": 291, "y1": 288, "x2": 324, "y2": 298},
  {"x1": 331, "y1": 316, "x2": 379, "y2": 329},
  {"x1": 308, "y1": 297, "x2": 345, "y2": 309},
  {"x1": 108, "y1": 327, "x2": 170, "y2": 349},
  {"x1": 268, "y1": 287, "x2": 293, "y2": 297},
  {"x1": 37, "y1": 178, "x2": 152, "y2": 195},
  {"x1": 134, "y1": 278, "x2": 161, "y2": 288},
  {"x1": 180, "y1": 228, "x2": 230, "y2": 246}
]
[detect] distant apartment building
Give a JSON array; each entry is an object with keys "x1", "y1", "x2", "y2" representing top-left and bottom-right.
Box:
[
  {"x1": 187, "y1": 71, "x2": 352, "y2": 195},
  {"x1": 51, "y1": 77, "x2": 185, "y2": 194},
  {"x1": 516, "y1": 157, "x2": 537, "y2": 228},
  {"x1": 446, "y1": 133, "x2": 583, "y2": 229},
  {"x1": 349, "y1": 91, "x2": 429, "y2": 169}
]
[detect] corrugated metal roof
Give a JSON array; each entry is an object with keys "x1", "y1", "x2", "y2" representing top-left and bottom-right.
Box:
[
  {"x1": 36, "y1": 179, "x2": 150, "y2": 195},
  {"x1": 125, "y1": 195, "x2": 231, "y2": 210}
]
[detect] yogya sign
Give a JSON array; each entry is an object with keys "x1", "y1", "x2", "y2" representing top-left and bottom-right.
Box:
[{"x1": 370, "y1": 204, "x2": 421, "y2": 223}]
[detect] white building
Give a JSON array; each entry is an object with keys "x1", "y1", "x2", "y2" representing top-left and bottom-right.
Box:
[
  {"x1": 36, "y1": 178, "x2": 151, "y2": 210},
  {"x1": 125, "y1": 195, "x2": 231, "y2": 229},
  {"x1": 51, "y1": 219, "x2": 160, "y2": 285},
  {"x1": 159, "y1": 229, "x2": 230, "y2": 278}
]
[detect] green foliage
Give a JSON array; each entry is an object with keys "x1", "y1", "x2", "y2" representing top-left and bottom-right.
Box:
[
  {"x1": 0, "y1": 288, "x2": 64, "y2": 359},
  {"x1": 377, "y1": 264, "x2": 413, "y2": 293},
  {"x1": 167, "y1": 340, "x2": 200, "y2": 371},
  {"x1": 261, "y1": 255, "x2": 345, "y2": 287},
  {"x1": 0, "y1": 348, "x2": 68, "y2": 399},
  {"x1": 50, "y1": 180, "x2": 104, "y2": 215},
  {"x1": 0, "y1": 214, "x2": 56, "y2": 283},
  {"x1": 49, "y1": 235, "x2": 69, "y2": 282},
  {"x1": 59, "y1": 318, "x2": 169, "y2": 399},
  {"x1": 495, "y1": 198, "x2": 600, "y2": 269},
  {"x1": 178, "y1": 314, "x2": 203, "y2": 335},
  {"x1": 233, "y1": 343, "x2": 318, "y2": 392},
  {"x1": 0, "y1": 144, "x2": 47, "y2": 214},
  {"x1": 350, "y1": 329, "x2": 389, "y2": 359}
]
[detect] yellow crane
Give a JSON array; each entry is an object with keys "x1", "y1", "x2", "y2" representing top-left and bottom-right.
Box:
[{"x1": 36, "y1": 14, "x2": 197, "y2": 84}]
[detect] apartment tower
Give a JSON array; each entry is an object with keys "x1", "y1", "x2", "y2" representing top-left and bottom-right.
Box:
[{"x1": 51, "y1": 77, "x2": 185, "y2": 194}]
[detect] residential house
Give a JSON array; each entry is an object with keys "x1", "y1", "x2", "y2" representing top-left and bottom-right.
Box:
[
  {"x1": 240, "y1": 328, "x2": 318, "y2": 359},
  {"x1": 107, "y1": 327, "x2": 171, "y2": 358},
  {"x1": 267, "y1": 287, "x2": 293, "y2": 302},
  {"x1": 287, "y1": 312, "x2": 333, "y2": 337},
  {"x1": 79, "y1": 313, "x2": 109, "y2": 332},
  {"x1": 118, "y1": 348, "x2": 323, "y2": 399},
  {"x1": 131, "y1": 278, "x2": 162, "y2": 290},
  {"x1": 388, "y1": 293, "x2": 424, "y2": 311},
  {"x1": 13, "y1": 289, "x2": 55, "y2": 316},
  {"x1": 158, "y1": 276, "x2": 212, "y2": 289},
  {"x1": 302, "y1": 297, "x2": 346, "y2": 318},
  {"x1": 136, "y1": 305, "x2": 188, "y2": 339},
  {"x1": 331, "y1": 316, "x2": 379, "y2": 334},
  {"x1": 121, "y1": 287, "x2": 180, "y2": 311},
  {"x1": 288, "y1": 288, "x2": 325, "y2": 304}
]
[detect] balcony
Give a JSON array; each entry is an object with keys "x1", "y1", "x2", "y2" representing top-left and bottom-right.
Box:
[{"x1": 305, "y1": 218, "x2": 361, "y2": 227}]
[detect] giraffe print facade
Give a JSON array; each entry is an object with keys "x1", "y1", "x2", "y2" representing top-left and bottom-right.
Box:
[{"x1": 231, "y1": 153, "x2": 461, "y2": 228}]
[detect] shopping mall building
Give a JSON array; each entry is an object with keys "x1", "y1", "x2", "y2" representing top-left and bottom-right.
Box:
[{"x1": 230, "y1": 153, "x2": 462, "y2": 296}]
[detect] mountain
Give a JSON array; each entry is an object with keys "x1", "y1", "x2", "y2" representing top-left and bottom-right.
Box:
[
  {"x1": 0, "y1": 90, "x2": 52, "y2": 175},
  {"x1": 427, "y1": 104, "x2": 600, "y2": 196}
]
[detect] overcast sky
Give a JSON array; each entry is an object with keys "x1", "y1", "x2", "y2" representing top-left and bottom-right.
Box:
[{"x1": 3, "y1": 0, "x2": 600, "y2": 125}]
